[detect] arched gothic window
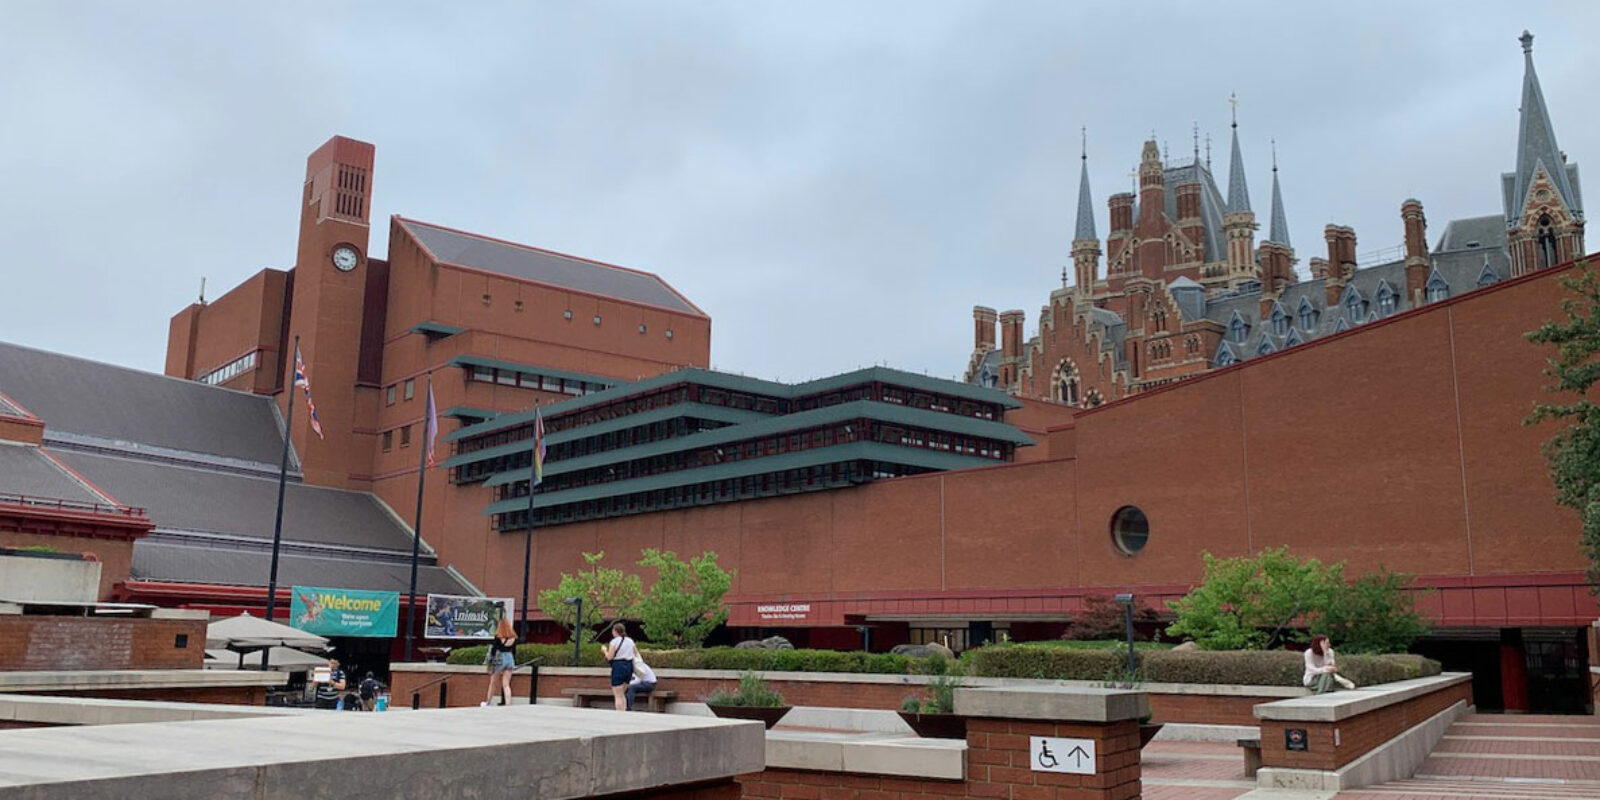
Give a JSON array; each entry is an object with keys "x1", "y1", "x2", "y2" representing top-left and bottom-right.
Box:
[
  {"x1": 1537, "y1": 213, "x2": 1559, "y2": 269},
  {"x1": 1058, "y1": 362, "x2": 1080, "y2": 406}
]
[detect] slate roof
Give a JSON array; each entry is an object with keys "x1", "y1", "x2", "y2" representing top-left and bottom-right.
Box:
[
  {"x1": 0, "y1": 341, "x2": 286, "y2": 468},
  {"x1": 52, "y1": 450, "x2": 422, "y2": 553},
  {"x1": 132, "y1": 541, "x2": 465, "y2": 595},
  {"x1": 1144, "y1": 162, "x2": 1230, "y2": 263},
  {"x1": 1074, "y1": 157, "x2": 1097, "y2": 241},
  {"x1": 398, "y1": 217, "x2": 703, "y2": 315},
  {"x1": 1225, "y1": 124, "x2": 1252, "y2": 214},
  {"x1": 1504, "y1": 32, "x2": 1583, "y2": 225},
  {"x1": 0, "y1": 444, "x2": 106, "y2": 505},
  {"x1": 1435, "y1": 214, "x2": 1507, "y2": 253}
]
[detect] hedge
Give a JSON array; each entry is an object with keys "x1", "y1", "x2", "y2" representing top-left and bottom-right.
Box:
[
  {"x1": 441, "y1": 641, "x2": 1439, "y2": 687},
  {"x1": 959, "y1": 644, "x2": 1440, "y2": 687},
  {"x1": 444, "y1": 643, "x2": 916, "y2": 674}
]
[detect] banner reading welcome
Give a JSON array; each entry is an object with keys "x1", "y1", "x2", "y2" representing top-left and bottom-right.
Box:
[
  {"x1": 425, "y1": 594, "x2": 514, "y2": 639},
  {"x1": 290, "y1": 586, "x2": 399, "y2": 637}
]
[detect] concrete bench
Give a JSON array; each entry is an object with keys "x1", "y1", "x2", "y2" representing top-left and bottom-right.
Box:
[
  {"x1": 1237, "y1": 738, "x2": 1261, "y2": 778},
  {"x1": 563, "y1": 687, "x2": 677, "y2": 712}
]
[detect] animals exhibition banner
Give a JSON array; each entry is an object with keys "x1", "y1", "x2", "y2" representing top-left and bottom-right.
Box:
[
  {"x1": 290, "y1": 586, "x2": 399, "y2": 638},
  {"x1": 425, "y1": 594, "x2": 514, "y2": 639}
]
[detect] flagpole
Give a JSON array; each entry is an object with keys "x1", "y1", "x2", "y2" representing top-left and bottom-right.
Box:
[
  {"x1": 265, "y1": 335, "x2": 298, "y2": 645},
  {"x1": 519, "y1": 408, "x2": 542, "y2": 639},
  {"x1": 404, "y1": 373, "x2": 433, "y2": 662}
]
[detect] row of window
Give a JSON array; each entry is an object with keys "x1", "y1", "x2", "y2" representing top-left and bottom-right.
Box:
[
  {"x1": 381, "y1": 425, "x2": 413, "y2": 452},
  {"x1": 452, "y1": 416, "x2": 733, "y2": 484},
  {"x1": 197, "y1": 351, "x2": 259, "y2": 386},
  {"x1": 491, "y1": 418, "x2": 1011, "y2": 498},
  {"x1": 493, "y1": 460, "x2": 929, "y2": 531},
  {"x1": 469, "y1": 365, "x2": 610, "y2": 397},
  {"x1": 385, "y1": 378, "x2": 417, "y2": 406}
]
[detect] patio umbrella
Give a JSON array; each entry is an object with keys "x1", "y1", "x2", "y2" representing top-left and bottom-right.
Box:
[
  {"x1": 206, "y1": 612, "x2": 329, "y2": 670},
  {"x1": 205, "y1": 646, "x2": 327, "y2": 672}
]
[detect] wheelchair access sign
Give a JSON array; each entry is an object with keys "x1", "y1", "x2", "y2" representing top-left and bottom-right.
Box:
[{"x1": 1029, "y1": 736, "x2": 1095, "y2": 775}]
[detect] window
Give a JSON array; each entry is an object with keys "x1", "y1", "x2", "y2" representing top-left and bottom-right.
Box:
[
  {"x1": 1376, "y1": 284, "x2": 1397, "y2": 317},
  {"x1": 196, "y1": 351, "x2": 259, "y2": 386},
  {"x1": 1111, "y1": 506, "x2": 1149, "y2": 555},
  {"x1": 1537, "y1": 213, "x2": 1558, "y2": 268},
  {"x1": 404, "y1": 379, "x2": 416, "y2": 400},
  {"x1": 386, "y1": 386, "x2": 396, "y2": 406},
  {"x1": 1425, "y1": 274, "x2": 1449, "y2": 303},
  {"x1": 400, "y1": 425, "x2": 412, "y2": 447},
  {"x1": 1298, "y1": 300, "x2": 1318, "y2": 332},
  {"x1": 1058, "y1": 361, "x2": 1080, "y2": 405},
  {"x1": 1215, "y1": 346, "x2": 1235, "y2": 368},
  {"x1": 1229, "y1": 314, "x2": 1248, "y2": 344},
  {"x1": 1344, "y1": 292, "x2": 1364, "y2": 322},
  {"x1": 1477, "y1": 263, "x2": 1500, "y2": 287},
  {"x1": 382, "y1": 430, "x2": 393, "y2": 452},
  {"x1": 1257, "y1": 338, "x2": 1275, "y2": 356},
  {"x1": 472, "y1": 366, "x2": 494, "y2": 383},
  {"x1": 1271, "y1": 306, "x2": 1289, "y2": 337}
]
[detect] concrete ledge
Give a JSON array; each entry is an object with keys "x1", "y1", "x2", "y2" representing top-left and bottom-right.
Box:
[
  {"x1": 0, "y1": 694, "x2": 313, "y2": 726},
  {"x1": 1152, "y1": 723, "x2": 1260, "y2": 743},
  {"x1": 1253, "y1": 673, "x2": 1470, "y2": 723},
  {"x1": 954, "y1": 685, "x2": 1147, "y2": 722},
  {"x1": 0, "y1": 669, "x2": 285, "y2": 692},
  {"x1": 766, "y1": 730, "x2": 965, "y2": 780},
  {"x1": 392, "y1": 663, "x2": 1307, "y2": 697},
  {"x1": 1257, "y1": 700, "x2": 1470, "y2": 792},
  {"x1": 0, "y1": 705, "x2": 763, "y2": 799}
]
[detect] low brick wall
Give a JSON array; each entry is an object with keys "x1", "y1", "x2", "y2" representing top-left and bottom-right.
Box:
[
  {"x1": 0, "y1": 615, "x2": 205, "y2": 671},
  {"x1": 740, "y1": 769, "x2": 962, "y2": 800},
  {"x1": 11, "y1": 685, "x2": 271, "y2": 706},
  {"x1": 389, "y1": 664, "x2": 1294, "y2": 725},
  {"x1": 1256, "y1": 674, "x2": 1473, "y2": 772}
]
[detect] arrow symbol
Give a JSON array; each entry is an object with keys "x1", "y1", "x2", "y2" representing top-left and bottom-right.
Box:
[{"x1": 1067, "y1": 745, "x2": 1090, "y2": 768}]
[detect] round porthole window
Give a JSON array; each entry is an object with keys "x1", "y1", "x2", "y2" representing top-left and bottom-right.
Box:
[{"x1": 1111, "y1": 506, "x2": 1149, "y2": 555}]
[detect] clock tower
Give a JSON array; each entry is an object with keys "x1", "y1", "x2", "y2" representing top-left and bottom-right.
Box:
[{"x1": 282, "y1": 136, "x2": 375, "y2": 488}]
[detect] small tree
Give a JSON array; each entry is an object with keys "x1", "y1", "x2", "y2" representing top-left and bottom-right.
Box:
[
  {"x1": 1066, "y1": 595, "x2": 1162, "y2": 641},
  {"x1": 536, "y1": 551, "x2": 642, "y2": 643},
  {"x1": 1320, "y1": 569, "x2": 1430, "y2": 654},
  {"x1": 1165, "y1": 548, "x2": 1341, "y2": 650},
  {"x1": 1525, "y1": 260, "x2": 1600, "y2": 591},
  {"x1": 636, "y1": 549, "x2": 734, "y2": 647}
]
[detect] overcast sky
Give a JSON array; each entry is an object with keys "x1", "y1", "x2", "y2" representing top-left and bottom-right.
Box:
[{"x1": 2, "y1": 2, "x2": 1596, "y2": 384}]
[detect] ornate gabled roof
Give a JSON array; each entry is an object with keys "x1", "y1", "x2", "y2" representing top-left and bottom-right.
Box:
[
  {"x1": 1503, "y1": 31, "x2": 1582, "y2": 225},
  {"x1": 1267, "y1": 145, "x2": 1290, "y2": 247}
]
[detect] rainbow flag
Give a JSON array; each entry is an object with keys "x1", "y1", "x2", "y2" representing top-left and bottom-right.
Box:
[
  {"x1": 532, "y1": 408, "x2": 546, "y2": 487},
  {"x1": 292, "y1": 346, "x2": 323, "y2": 439}
]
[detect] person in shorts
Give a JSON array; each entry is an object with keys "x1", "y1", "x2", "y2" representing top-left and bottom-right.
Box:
[
  {"x1": 601, "y1": 622, "x2": 638, "y2": 711},
  {"x1": 482, "y1": 617, "x2": 517, "y2": 707}
]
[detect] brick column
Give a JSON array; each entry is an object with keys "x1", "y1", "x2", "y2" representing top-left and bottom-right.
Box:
[{"x1": 955, "y1": 686, "x2": 1147, "y2": 800}]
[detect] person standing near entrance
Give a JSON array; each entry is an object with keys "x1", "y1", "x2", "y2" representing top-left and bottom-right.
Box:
[
  {"x1": 602, "y1": 622, "x2": 638, "y2": 711},
  {"x1": 482, "y1": 617, "x2": 517, "y2": 707},
  {"x1": 315, "y1": 657, "x2": 347, "y2": 709}
]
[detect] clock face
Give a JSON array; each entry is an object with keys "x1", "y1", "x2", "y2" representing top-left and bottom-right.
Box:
[{"x1": 332, "y1": 245, "x2": 360, "y2": 272}]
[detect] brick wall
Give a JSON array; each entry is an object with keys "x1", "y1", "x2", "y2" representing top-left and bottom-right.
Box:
[
  {"x1": 389, "y1": 667, "x2": 1281, "y2": 726},
  {"x1": 0, "y1": 616, "x2": 205, "y2": 671},
  {"x1": 9, "y1": 685, "x2": 269, "y2": 705},
  {"x1": 604, "y1": 780, "x2": 742, "y2": 800},
  {"x1": 1259, "y1": 678, "x2": 1473, "y2": 771},
  {"x1": 738, "y1": 718, "x2": 1139, "y2": 800}
]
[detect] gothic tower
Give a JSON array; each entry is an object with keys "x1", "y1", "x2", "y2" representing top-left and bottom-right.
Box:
[
  {"x1": 1222, "y1": 97, "x2": 1259, "y2": 284},
  {"x1": 1504, "y1": 31, "x2": 1584, "y2": 275},
  {"x1": 1071, "y1": 133, "x2": 1102, "y2": 296}
]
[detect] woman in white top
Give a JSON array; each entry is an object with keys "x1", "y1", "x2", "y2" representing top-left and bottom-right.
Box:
[
  {"x1": 602, "y1": 622, "x2": 638, "y2": 711},
  {"x1": 1303, "y1": 635, "x2": 1342, "y2": 693}
]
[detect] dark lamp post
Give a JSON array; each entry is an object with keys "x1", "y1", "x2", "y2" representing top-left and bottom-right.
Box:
[{"x1": 1114, "y1": 593, "x2": 1136, "y2": 677}]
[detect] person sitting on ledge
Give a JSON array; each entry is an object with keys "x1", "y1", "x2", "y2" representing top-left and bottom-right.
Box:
[
  {"x1": 626, "y1": 654, "x2": 657, "y2": 711},
  {"x1": 1303, "y1": 635, "x2": 1356, "y2": 693}
]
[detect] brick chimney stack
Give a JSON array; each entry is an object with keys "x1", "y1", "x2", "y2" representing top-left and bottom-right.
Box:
[
  {"x1": 1258, "y1": 241, "x2": 1294, "y2": 320},
  {"x1": 998, "y1": 310, "x2": 1025, "y2": 386},
  {"x1": 1322, "y1": 225, "x2": 1358, "y2": 305},
  {"x1": 973, "y1": 306, "x2": 998, "y2": 351},
  {"x1": 1402, "y1": 199, "x2": 1429, "y2": 304}
]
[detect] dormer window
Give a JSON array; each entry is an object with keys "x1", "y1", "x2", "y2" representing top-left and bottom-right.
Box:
[
  {"x1": 1215, "y1": 344, "x2": 1236, "y2": 368},
  {"x1": 1270, "y1": 305, "x2": 1289, "y2": 337},
  {"x1": 1425, "y1": 271, "x2": 1449, "y2": 303},
  {"x1": 1297, "y1": 299, "x2": 1318, "y2": 332},
  {"x1": 1376, "y1": 283, "x2": 1397, "y2": 317},
  {"x1": 1344, "y1": 291, "x2": 1365, "y2": 322},
  {"x1": 1256, "y1": 338, "x2": 1275, "y2": 356},
  {"x1": 1229, "y1": 313, "x2": 1249, "y2": 344}
]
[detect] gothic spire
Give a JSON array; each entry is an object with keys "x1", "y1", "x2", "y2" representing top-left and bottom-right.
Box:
[
  {"x1": 1074, "y1": 128, "x2": 1097, "y2": 241},
  {"x1": 1268, "y1": 140, "x2": 1290, "y2": 248},
  {"x1": 1225, "y1": 93, "x2": 1252, "y2": 214},
  {"x1": 1508, "y1": 30, "x2": 1581, "y2": 223}
]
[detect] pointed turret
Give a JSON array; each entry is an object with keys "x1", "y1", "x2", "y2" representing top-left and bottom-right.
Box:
[
  {"x1": 1267, "y1": 141, "x2": 1290, "y2": 249},
  {"x1": 1508, "y1": 30, "x2": 1580, "y2": 221},
  {"x1": 1071, "y1": 129, "x2": 1103, "y2": 295},
  {"x1": 1225, "y1": 95, "x2": 1252, "y2": 214},
  {"x1": 1503, "y1": 30, "x2": 1585, "y2": 274}
]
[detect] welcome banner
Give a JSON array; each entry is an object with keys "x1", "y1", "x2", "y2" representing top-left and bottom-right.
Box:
[
  {"x1": 425, "y1": 594, "x2": 514, "y2": 639},
  {"x1": 290, "y1": 586, "x2": 399, "y2": 637}
]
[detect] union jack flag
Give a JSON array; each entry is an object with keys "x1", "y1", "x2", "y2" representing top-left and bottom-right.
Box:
[
  {"x1": 293, "y1": 346, "x2": 323, "y2": 439},
  {"x1": 424, "y1": 382, "x2": 439, "y2": 468},
  {"x1": 532, "y1": 408, "x2": 545, "y2": 487}
]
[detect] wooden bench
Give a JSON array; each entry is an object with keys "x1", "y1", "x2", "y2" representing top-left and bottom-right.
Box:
[
  {"x1": 562, "y1": 688, "x2": 677, "y2": 713},
  {"x1": 1237, "y1": 738, "x2": 1261, "y2": 778}
]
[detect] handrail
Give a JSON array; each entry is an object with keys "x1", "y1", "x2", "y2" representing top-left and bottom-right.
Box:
[
  {"x1": 0, "y1": 492, "x2": 148, "y2": 519},
  {"x1": 411, "y1": 672, "x2": 455, "y2": 710}
]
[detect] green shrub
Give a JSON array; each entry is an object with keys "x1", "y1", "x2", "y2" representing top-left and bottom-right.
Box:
[
  {"x1": 706, "y1": 671, "x2": 786, "y2": 707},
  {"x1": 445, "y1": 642, "x2": 607, "y2": 667},
  {"x1": 961, "y1": 643, "x2": 1440, "y2": 687},
  {"x1": 1067, "y1": 595, "x2": 1165, "y2": 640}
]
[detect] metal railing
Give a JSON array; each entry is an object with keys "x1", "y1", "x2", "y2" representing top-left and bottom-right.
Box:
[
  {"x1": 0, "y1": 492, "x2": 148, "y2": 520},
  {"x1": 409, "y1": 657, "x2": 543, "y2": 710}
]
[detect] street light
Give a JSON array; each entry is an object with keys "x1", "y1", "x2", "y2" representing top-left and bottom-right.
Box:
[
  {"x1": 1114, "y1": 593, "x2": 1136, "y2": 677},
  {"x1": 562, "y1": 596, "x2": 583, "y2": 666}
]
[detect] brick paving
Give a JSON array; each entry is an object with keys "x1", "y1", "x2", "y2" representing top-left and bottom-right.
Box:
[{"x1": 1139, "y1": 741, "x2": 1253, "y2": 799}]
